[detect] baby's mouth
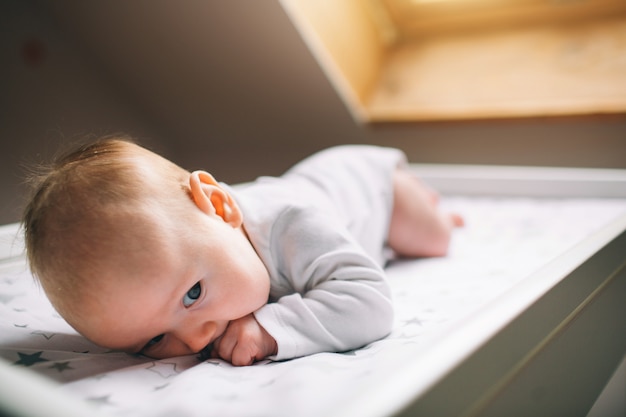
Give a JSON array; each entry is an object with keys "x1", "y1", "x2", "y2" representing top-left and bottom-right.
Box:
[
  {"x1": 197, "y1": 321, "x2": 228, "y2": 361},
  {"x1": 197, "y1": 343, "x2": 214, "y2": 361}
]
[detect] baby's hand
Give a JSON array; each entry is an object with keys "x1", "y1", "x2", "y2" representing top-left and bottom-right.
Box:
[{"x1": 211, "y1": 314, "x2": 277, "y2": 366}]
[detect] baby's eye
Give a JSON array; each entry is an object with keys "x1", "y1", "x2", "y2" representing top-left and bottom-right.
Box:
[
  {"x1": 146, "y1": 334, "x2": 164, "y2": 349},
  {"x1": 183, "y1": 282, "x2": 202, "y2": 307}
]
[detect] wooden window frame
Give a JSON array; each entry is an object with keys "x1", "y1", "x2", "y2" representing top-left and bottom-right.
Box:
[{"x1": 280, "y1": 0, "x2": 626, "y2": 122}]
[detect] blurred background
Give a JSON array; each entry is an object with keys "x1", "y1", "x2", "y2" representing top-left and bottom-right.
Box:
[{"x1": 1, "y1": 0, "x2": 625, "y2": 225}]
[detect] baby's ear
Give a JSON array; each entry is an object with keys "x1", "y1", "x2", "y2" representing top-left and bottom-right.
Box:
[{"x1": 188, "y1": 171, "x2": 243, "y2": 227}]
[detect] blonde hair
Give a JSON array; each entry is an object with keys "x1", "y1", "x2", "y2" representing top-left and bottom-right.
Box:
[{"x1": 22, "y1": 135, "x2": 192, "y2": 325}]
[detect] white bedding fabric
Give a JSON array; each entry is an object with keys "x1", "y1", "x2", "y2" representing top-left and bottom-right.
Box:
[{"x1": 1, "y1": 196, "x2": 625, "y2": 417}]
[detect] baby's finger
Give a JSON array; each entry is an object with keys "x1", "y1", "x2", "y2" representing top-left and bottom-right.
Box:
[
  {"x1": 231, "y1": 344, "x2": 255, "y2": 367},
  {"x1": 212, "y1": 333, "x2": 236, "y2": 363}
]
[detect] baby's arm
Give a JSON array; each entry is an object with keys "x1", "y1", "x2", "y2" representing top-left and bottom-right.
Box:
[
  {"x1": 211, "y1": 314, "x2": 277, "y2": 366},
  {"x1": 252, "y1": 207, "x2": 394, "y2": 361}
]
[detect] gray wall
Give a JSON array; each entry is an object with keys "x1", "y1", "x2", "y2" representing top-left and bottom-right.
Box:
[{"x1": 2, "y1": 0, "x2": 625, "y2": 224}]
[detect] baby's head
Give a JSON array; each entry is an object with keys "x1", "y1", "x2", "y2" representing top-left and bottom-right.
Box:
[{"x1": 23, "y1": 136, "x2": 270, "y2": 358}]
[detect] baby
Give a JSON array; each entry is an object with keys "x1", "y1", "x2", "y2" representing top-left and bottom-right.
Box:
[{"x1": 23, "y1": 136, "x2": 463, "y2": 366}]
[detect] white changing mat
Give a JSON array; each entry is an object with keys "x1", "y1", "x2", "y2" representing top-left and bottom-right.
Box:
[{"x1": 1, "y1": 196, "x2": 625, "y2": 417}]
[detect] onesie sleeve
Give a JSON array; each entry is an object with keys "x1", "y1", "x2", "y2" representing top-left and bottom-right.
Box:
[{"x1": 253, "y1": 207, "x2": 394, "y2": 361}]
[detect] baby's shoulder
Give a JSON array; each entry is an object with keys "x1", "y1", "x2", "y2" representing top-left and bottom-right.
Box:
[
  {"x1": 270, "y1": 205, "x2": 350, "y2": 258},
  {"x1": 273, "y1": 204, "x2": 329, "y2": 235}
]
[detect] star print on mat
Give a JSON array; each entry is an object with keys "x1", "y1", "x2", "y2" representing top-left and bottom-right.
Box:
[
  {"x1": 49, "y1": 361, "x2": 73, "y2": 372},
  {"x1": 0, "y1": 294, "x2": 17, "y2": 304},
  {"x1": 403, "y1": 318, "x2": 423, "y2": 326},
  {"x1": 14, "y1": 351, "x2": 49, "y2": 366},
  {"x1": 87, "y1": 395, "x2": 114, "y2": 408},
  {"x1": 146, "y1": 361, "x2": 180, "y2": 378},
  {"x1": 31, "y1": 330, "x2": 56, "y2": 340}
]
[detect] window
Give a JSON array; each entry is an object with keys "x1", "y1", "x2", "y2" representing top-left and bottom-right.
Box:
[
  {"x1": 280, "y1": 0, "x2": 626, "y2": 122},
  {"x1": 378, "y1": 0, "x2": 625, "y2": 37}
]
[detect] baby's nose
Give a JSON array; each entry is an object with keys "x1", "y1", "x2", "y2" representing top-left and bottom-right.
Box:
[{"x1": 178, "y1": 321, "x2": 217, "y2": 353}]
